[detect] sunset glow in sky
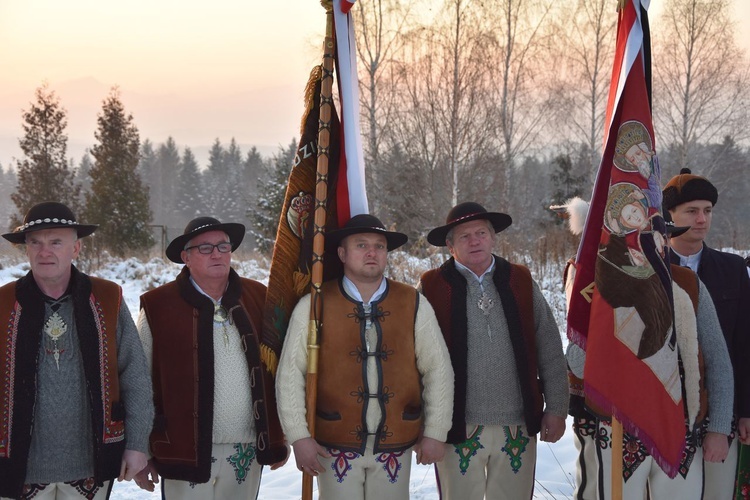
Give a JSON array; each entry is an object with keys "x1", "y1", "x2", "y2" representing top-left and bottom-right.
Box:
[{"x1": 1, "y1": 0, "x2": 749, "y2": 168}]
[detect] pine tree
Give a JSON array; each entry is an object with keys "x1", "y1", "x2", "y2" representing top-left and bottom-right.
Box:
[
  {"x1": 10, "y1": 84, "x2": 81, "y2": 227},
  {"x1": 222, "y1": 138, "x2": 245, "y2": 222},
  {"x1": 174, "y1": 147, "x2": 204, "y2": 221},
  {"x1": 250, "y1": 139, "x2": 295, "y2": 253},
  {"x1": 202, "y1": 138, "x2": 227, "y2": 217},
  {"x1": 84, "y1": 88, "x2": 153, "y2": 257},
  {"x1": 155, "y1": 137, "x2": 181, "y2": 227},
  {"x1": 548, "y1": 152, "x2": 588, "y2": 226},
  {"x1": 76, "y1": 151, "x2": 94, "y2": 199},
  {"x1": 0, "y1": 165, "x2": 18, "y2": 231}
]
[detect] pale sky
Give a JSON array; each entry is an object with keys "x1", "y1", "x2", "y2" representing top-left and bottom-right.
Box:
[{"x1": 1, "y1": 0, "x2": 749, "y2": 169}]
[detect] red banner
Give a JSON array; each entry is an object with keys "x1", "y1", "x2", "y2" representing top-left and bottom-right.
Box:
[{"x1": 567, "y1": 0, "x2": 684, "y2": 477}]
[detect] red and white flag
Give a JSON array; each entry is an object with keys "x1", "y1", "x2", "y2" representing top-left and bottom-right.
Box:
[
  {"x1": 340, "y1": 0, "x2": 356, "y2": 15},
  {"x1": 333, "y1": 0, "x2": 368, "y2": 225},
  {"x1": 567, "y1": 0, "x2": 684, "y2": 477}
]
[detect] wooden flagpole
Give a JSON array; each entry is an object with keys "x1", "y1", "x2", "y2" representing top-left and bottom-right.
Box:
[
  {"x1": 302, "y1": 2, "x2": 335, "y2": 498},
  {"x1": 611, "y1": 418, "x2": 624, "y2": 500}
]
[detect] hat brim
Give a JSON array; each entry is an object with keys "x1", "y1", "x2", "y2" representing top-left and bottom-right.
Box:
[
  {"x1": 666, "y1": 225, "x2": 690, "y2": 238},
  {"x1": 2, "y1": 224, "x2": 98, "y2": 244},
  {"x1": 166, "y1": 222, "x2": 245, "y2": 263},
  {"x1": 325, "y1": 227, "x2": 408, "y2": 252},
  {"x1": 427, "y1": 212, "x2": 512, "y2": 247}
]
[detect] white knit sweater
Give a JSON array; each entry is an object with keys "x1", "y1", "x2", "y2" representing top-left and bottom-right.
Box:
[{"x1": 137, "y1": 311, "x2": 255, "y2": 444}]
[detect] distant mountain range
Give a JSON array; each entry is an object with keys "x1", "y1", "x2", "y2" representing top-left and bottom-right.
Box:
[{"x1": 0, "y1": 76, "x2": 304, "y2": 169}]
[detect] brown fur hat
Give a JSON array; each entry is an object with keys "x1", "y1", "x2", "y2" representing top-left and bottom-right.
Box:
[{"x1": 662, "y1": 168, "x2": 718, "y2": 211}]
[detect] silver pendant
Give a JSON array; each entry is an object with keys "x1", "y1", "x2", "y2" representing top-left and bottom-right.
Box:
[
  {"x1": 44, "y1": 312, "x2": 67, "y2": 371},
  {"x1": 214, "y1": 305, "x2": 228, "y2": 323},
  {"x1": 478, "y1": 292, "x2": 495, "y2": 316}
]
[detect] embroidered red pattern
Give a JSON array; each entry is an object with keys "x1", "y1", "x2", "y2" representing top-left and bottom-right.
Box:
[
  {"x1": 0, "y1": 303, "x2": 21, "y2": 458},
  {"x1": 90, "y1": 294, "x2": 124, "y2": 444}
]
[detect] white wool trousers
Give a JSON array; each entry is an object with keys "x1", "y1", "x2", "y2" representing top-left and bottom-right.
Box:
[{"x1": 436, "y1": 424, "x2": 537, "y2": 500}]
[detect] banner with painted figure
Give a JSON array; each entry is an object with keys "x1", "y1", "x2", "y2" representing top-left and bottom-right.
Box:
[
  {"x1": 259, "y1": 0, "x2": 368, "y2": 375},
  {"x1": 566, "y1": 0, "x2": 685, "y2": 477}
]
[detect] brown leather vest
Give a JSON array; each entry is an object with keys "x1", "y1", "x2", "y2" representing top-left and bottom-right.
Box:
[
  {"x1": 140, "y1": 268, "x2": 286, "y2": 484},
  {"x1": 315, "y1": 279, "x2": 422, "y2": 454}
]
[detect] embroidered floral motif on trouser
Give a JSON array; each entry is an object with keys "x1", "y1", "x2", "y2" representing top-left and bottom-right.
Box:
[
  {"x1": 317, "y1": 446, "x2": 412, "y2": 500},
  {"x1": 162, "y1": 442, "x2": 262, "y2": 500},
  {"x1": 572, "y1": 415, "x2": 599, "y2": 500},
  {"x1": 436, "y1": 424, "x2": 536, "y2": 500},
  {"x1": 596, "y1": 421, "x2": 704, "y2": 500},
  {"x1": 500, "y1": 425, "x2": 530, "y2": 474},
  {"x1": 6, "y1": 479, "x2": 111, "y2": 500},
  {"x1": 227, "y1": 443, "x2": 257, "y2": 483}
]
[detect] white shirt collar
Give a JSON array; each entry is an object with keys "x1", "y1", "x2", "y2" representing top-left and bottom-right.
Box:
[
  {"x1": 342, "y1": 275, "x2": 387, "y2": 305},
  {"x1": 672, "y1": 247, "x2": 703, "y2": 274},
  {"x1": 454, "y1": 258, "x2": 495, "y2": 284},
  {"x1": 189, "y1": 276, "x2": 222, "y2": 305}
]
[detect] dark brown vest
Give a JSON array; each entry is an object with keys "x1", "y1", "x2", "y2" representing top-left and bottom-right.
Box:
[
  {"x1": 140, "y1": 267, "x2": 286, "y2": 484},
  {"x1": 0, "y1": 269, "x2": 123, "y2": 498},
  {"x1": 315, "y1": 279, "x2": 422, "y2": 454},
  {"x1": 421, "y1": 256, "x2": 544, "y2": 441}
]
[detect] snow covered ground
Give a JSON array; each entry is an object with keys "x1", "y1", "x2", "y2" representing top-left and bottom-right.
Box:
[{"x1": 0, "y1": 253, "x2": 577, "y2": 499}]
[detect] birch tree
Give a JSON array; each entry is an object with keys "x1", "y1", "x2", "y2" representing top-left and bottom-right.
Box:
[{"x1": 653, "y1": 0, "x2": 750, "y2": 174}]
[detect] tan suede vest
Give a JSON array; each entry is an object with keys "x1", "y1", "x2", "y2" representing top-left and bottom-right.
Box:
[{"x1": 316, "y1": 279, "x2": 422, "y2": 453}]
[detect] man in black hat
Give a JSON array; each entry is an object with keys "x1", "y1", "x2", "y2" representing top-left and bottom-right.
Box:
[
  {"x1": 0, "y1": 201, "x2": 154, "y2": 499},
  {"x1": 420, "y1": 202, "x2": 568, "y2": 500},
  {"x1": 663, "y1": 168, "x2": 750, "y2": 498},
  {"x1": 276, "y1": 214, "x2": 454, "y2": 499},
  {"x1": 134, "y1": 216, "x2": 288, "y2": 498}
]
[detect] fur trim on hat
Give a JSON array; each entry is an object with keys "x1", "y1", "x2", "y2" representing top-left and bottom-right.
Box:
[{"x1": 662, "y1": 168, "x2": 718, "y2": 211}]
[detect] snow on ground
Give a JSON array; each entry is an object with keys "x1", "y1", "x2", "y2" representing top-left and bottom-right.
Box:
[{"x1": 0, "y1": 253, "x2": 578, "y2": 499}]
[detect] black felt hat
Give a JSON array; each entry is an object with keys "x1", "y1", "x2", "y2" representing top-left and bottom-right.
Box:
[
  {"x1": 166, "y1": 216, "x2": 245, "y2": 263},
  {"x1": 663, "y1": 168, "x2": 718, "y2": 211},
  {"x1": 325, "y1": 214, "x2": 408, "y2": 251},
  {"x1": 427, "y1": 202, "x2": 512, "y2": 247},
  {"x1": 2, "y1": 201, "x2": 98, "y2": 244}
]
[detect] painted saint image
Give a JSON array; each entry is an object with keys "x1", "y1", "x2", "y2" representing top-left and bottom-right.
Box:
[
  {"x1": 613, "y1": 120, "x2": 662, "y2": 208},
  {"x1": 604, "y1": 182, "x2": 652, "y2": 235}
]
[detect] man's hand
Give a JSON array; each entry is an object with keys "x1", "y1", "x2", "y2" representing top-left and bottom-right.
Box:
[
  {"x1": 133, "y1": 460, "x2": 159, "y2": 492},
  {"x1": 292, "y1": 437, "x2": 330, "y2": 476},
  {"x1": 414, "y1": 437, "x2": 446, "y2": 465},
  {"x1": 270, "y1": 443, "x2": 292, "y2": 470},
  {"x1": 118, "y1": 450, "x2": 148, "y2": 481},
  {"x1": 539, "y1": 413, "x2": 566, "y2": 443},
  {"x1": 703, "y1": 432, "x2": 729, "y2": 462}
]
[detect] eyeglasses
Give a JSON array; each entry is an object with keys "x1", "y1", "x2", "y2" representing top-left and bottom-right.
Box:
[{"x1": 184, "y1": 242, "x2": 233, "y2": 254}]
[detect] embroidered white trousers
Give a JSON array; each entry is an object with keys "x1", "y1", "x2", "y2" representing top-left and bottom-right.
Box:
[
  {"x1": 436, "y1": 424, "x2": 537, "y2": 500},
  {"x1": 161, "y1": 442, "x2": 262, "y2": 500},
  {"x1": 315, "y1": 445, "x2": 413, "y2": 500}
]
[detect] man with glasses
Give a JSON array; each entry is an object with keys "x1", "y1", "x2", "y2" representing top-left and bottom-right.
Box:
[{"x1": 134, "y1": 217, "x2": 288, "y2": 498}]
